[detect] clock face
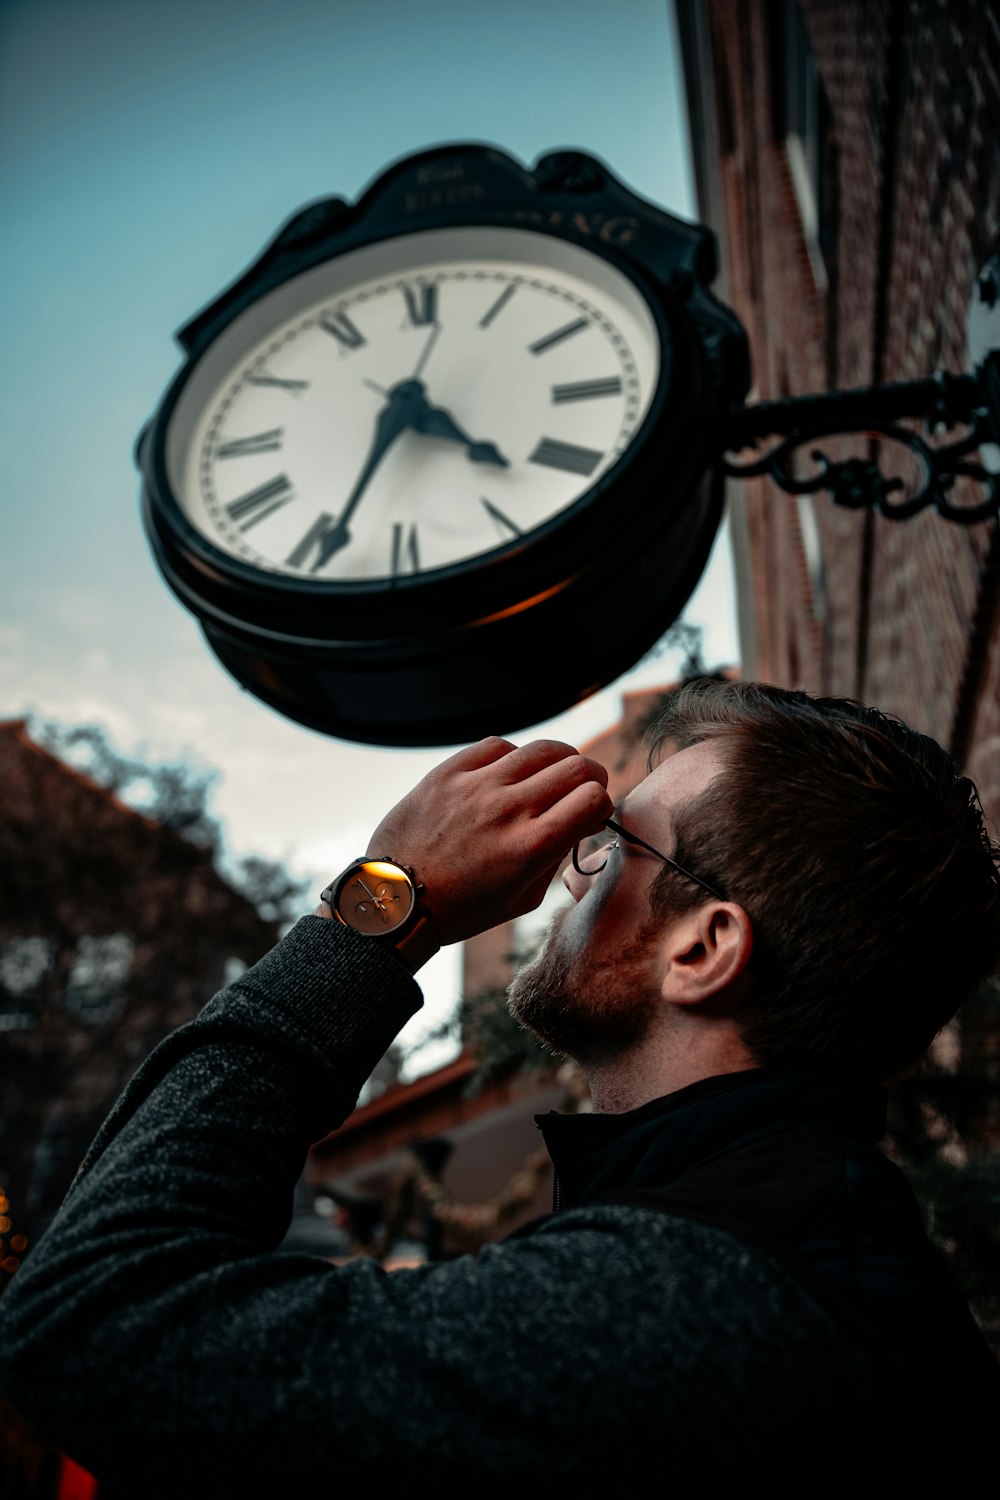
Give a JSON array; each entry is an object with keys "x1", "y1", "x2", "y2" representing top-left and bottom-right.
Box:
[{"x1": 164, "y1": 226, "x2": 661, "y2": 585}]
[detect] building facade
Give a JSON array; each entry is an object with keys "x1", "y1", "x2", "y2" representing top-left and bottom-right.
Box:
[
  {"x1": 676, "y1": 0, "x2": 1000, "y2": 818},
  {"x1": 0, "y1": 721, "x2": 277, "y2": 1261}
]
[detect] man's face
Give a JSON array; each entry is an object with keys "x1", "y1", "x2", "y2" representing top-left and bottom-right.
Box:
[{"x1": 507, "y1": 740, "x2": 726, "y2": 1066}]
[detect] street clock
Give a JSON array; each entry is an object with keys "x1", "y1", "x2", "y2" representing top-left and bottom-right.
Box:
[{"x1": 138, "y1": 144, "x2": 749, "y2": 745}]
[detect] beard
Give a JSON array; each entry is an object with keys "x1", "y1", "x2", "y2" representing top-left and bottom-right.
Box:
[{"x1": 507, "y1": 906, "x2": 663, "y2": 1068}]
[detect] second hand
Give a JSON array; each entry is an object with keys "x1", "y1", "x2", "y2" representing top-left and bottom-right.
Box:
[{"x1": 412, "y1": 323, "x2": 441, "y2": 380}]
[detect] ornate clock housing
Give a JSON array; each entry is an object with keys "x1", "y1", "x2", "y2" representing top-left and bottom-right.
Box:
[{"x1": 138, "y1": 145, "x2": 750, "y2": 745}]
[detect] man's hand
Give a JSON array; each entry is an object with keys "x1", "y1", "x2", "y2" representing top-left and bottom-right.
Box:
[{"x1": 361, "y1": 737, "x2": 612, "y2": 945}]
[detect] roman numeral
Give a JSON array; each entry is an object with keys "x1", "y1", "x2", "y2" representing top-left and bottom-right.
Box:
[
  {"x1": 217, "y1": 429, "x2": 284, "y2": 459},
  {"x1": 551, "y1": 377, "x2": 623, "y2": 403},
  {"x1": 287, "y1": 513, "x2": 335, "y2": 569},
  {"x1": 248, "y1": 374, "x2": 309, "y2": 394},
  {"x1": 529, "y1": 438, "x2": 604, "y2": 477},
  {"x1": 481, "y1": 498, "x2": 522, "y2": 538},
  {"x1": 320, "y1": 310, "x2": 366, "y2": 350},
  {"x1": 402, "y1": 283, "x2": 438, "y2": 326},
  {"x1": 391, "y1": 522, "x2": 421, "y2": 576},
  {"x1": 529, "y1": 318, "x2": 588, "y2": 355},
  {"x1": 479, "y1": 284, "x2": 517, "y2": 328},
  {"x1": 224, "y1": 475, "x2": 293, "y2": 530}
]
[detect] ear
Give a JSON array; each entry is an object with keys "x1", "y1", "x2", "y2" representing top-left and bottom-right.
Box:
[{"x1": 659, "y1": 902, "x2": 753, "y2": 1007}]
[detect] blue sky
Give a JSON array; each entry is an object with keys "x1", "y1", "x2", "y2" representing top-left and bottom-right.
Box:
[{"x1": 0, "y1": 0, "x2": 737, "y2": 1055}]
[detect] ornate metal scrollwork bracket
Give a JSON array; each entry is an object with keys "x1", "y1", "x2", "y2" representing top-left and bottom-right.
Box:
[{"x1": 722, "y1": 352, "x2": 1000, "y2": 525}]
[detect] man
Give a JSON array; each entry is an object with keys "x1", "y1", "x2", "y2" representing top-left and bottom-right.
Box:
[{"x1": 3, "y1": 680, "x2": 999, "y2": 1494}]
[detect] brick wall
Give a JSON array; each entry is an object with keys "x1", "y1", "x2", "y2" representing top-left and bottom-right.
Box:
[{"x1": 704, "y1": 0, "x2": 1000, "y2": 823}]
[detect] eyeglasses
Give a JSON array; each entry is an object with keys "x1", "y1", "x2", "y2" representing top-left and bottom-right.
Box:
[{"x1": 572, "y1": 818, "x2": 726, "y2": 903}]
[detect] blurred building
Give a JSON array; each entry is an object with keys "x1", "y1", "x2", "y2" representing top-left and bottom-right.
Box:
[
  {"x1": 0, "y1": 719, "x2": 277, "y2": 1263},
  {"x1": 676, "y1": 0, "x2": 1000, "y2": 817}
]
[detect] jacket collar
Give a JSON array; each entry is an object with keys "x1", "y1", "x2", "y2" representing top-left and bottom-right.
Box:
[{"x1": 535, "y1": 1069, "x2": 887, "y2": 1211}]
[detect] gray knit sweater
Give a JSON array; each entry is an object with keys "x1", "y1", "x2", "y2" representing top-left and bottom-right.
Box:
[{"x1": 0, "y1": 917, "x2": 975, "y2": 1494}]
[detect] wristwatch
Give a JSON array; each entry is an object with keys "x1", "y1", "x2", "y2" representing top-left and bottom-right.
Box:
[{"x1": 320, "y1": 857, "x2": 441, "y2": 973}]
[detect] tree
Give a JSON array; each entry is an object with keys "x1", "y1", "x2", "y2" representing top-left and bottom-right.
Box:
[{"x1": 30, "y1": 719, "x2": 307, "y2": 924}]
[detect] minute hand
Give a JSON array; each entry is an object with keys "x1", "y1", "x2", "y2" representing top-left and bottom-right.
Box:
[{"x1": 311, "y1": 392, "x2": 415, "y2": 572}]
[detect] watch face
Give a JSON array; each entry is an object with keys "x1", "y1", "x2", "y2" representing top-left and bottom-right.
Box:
[
  {"x1": 164, "y1": 226, "x2": 661, "y2": 585},
  {"x1": 333, "y1": 860, "x2": 416, "y2": 935}
]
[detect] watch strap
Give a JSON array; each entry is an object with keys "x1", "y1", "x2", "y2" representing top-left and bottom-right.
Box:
[{"x1": 385, "y1": 910, "x2": 441, "y2": 973}]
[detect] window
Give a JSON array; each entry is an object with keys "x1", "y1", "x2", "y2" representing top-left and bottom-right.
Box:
[
  {"x1": 780, "y1": 0, "x2": 837, "y2": 291},
  {"x1": 0, "y1": 937, "x2": 52, "y2": 1030},
  {"x1": 65, "y1": 934, "x2": 134, "y2": 1024},
  {"x1": 27, "y1": 1114, "x2": 78, "y2": 1213},
  {"x1": 796, "y1": 492, "x2": 827, "y2": 621}
]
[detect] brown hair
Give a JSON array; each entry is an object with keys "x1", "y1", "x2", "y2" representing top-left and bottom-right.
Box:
[{"x1": 646, "y1": 680, "x2": 1000, "y2": 1081}]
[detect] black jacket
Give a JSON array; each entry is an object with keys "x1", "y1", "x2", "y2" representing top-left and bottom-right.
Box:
[
  {"x1": 2, "y1": 917, "x2": 995, "y2": 1495},
  {"x1": 539, "y1": 1069, "x2": 999, "y2": 1432}
]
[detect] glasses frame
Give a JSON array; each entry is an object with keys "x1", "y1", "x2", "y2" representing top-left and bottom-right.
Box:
[{"x1": 572, "y1": 818, "x2": 726, "y2": 903}]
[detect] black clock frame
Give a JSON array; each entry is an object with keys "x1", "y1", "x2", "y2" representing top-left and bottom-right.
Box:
[{"x1": 138, "y1": 144, "x2": 751, "y2": 745}]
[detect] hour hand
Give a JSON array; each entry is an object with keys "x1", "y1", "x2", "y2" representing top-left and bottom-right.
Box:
[
  {"x1": 466, "y1": 438, "x2": 509, "y2": 467},
  {"x1": 416, "y1": 403, "x2": 509, "y2": 467}
]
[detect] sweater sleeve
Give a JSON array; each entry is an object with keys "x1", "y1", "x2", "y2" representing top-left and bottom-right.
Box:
[
  {"x1": 0, "y1": 916, "x2": 425, "y2": 1475},
  {"x1": 0, "y1": 917, "x2": 881, "y2": 1495}
]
